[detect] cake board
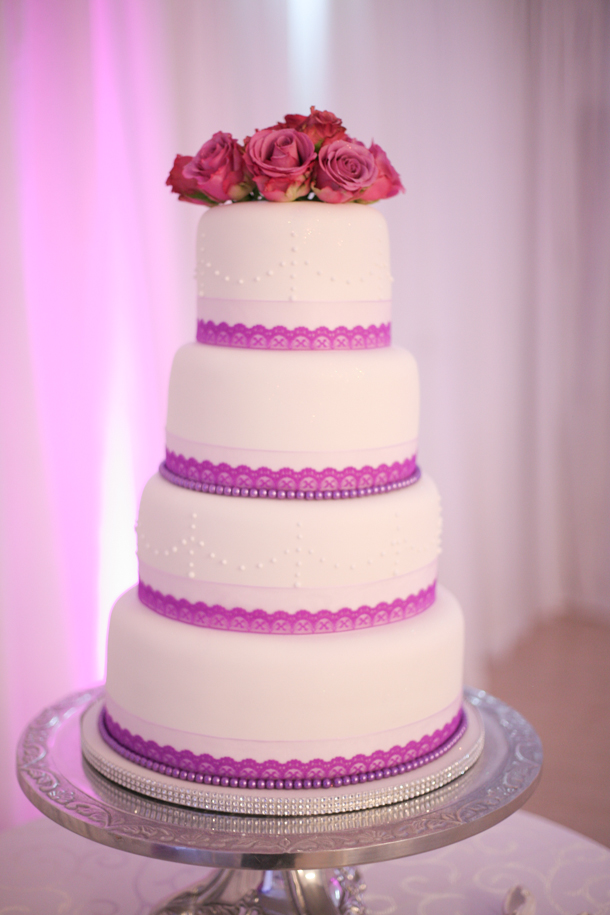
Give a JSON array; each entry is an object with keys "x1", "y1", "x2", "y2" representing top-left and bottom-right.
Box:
[
  {"x1": 81, "y1": 692, "x2": 484, "y2": 818},
  {"x1": 17, "y1": 686, "x2": 542, "y2": 914}
]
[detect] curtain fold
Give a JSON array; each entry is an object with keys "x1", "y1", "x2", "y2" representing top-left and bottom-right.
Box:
[{"x1": 1, "y1": 0, "x2": 609, "y2": 828}]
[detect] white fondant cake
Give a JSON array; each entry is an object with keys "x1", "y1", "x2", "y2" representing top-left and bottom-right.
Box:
[
  {"x1": 166, "y1": 344, "x2": 419, "y2": 468},
  {"x1": 101, "y1": 200, "x2": 466, "y2": 796},
  {"x1": 136, "y1": 471, "x2": 440, "y2": 598},
  {"x1": 106, "y1": 585, "x2": 463, "y2": 760},
  {"x1": 196, "y1": 200, "x2": 391, "y2": 305}
]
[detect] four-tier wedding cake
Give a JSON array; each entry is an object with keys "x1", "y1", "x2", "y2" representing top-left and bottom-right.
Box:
[{"x1": 84, "y1": 110, "x2": 478, "y2": 816}]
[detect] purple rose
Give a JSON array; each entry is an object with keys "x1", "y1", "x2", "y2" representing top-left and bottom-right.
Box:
[
  {"x1": 301, "y1": 107, "x2": 346, "y2": 149},
  {"x1": 357, "y1": 143, "x2": 405, "y2": 202},
  {"x1": 166, "y1": 154, "x2": 209, "y2": 204},
  {"x1": 275, "y1": 107, "x2": 346, "y2": 149},
  {"x1": 274, "y1": 113, "x2": 308, "y2": 130},
  {"x1": 181, "y1": 132, "x2": 253, "y2": 204},
  {"x1": 312, "y1": 139, "x2": 378, "y2": 203},
  {"x1": 244, "y1": 128, "x2": 316, "y2": 202}
]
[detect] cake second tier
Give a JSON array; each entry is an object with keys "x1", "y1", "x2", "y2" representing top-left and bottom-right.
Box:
[{"x1": 165, "y1": 344, "x2": 419, "y2": 488}]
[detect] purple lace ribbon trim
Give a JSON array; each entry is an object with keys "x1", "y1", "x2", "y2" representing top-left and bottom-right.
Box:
[
  {"x1": 162, "y1": 452, "x2": 419, "y2": 498},
  {"x1": 99, "y1": 707, "x2": 465, "y2": 790},
  {"x1": 196, "y1": 320, "x2": 391, "y2": 350},
  {"x1": 138, "y1": 580, "x2": 437, "y2": 635}
]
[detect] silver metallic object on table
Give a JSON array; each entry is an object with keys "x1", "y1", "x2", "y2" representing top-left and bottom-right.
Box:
[{"x1": 17, "y1": 687, "x2": 542, "y2": 914}]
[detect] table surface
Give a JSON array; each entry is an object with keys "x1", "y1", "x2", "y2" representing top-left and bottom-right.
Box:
[{"x1": 0, "y1": 811, "x2": 608, "y2": 914}]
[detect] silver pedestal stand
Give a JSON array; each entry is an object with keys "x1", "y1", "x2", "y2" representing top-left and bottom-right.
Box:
[{"x1": 17, "y1": 687, "x2": 542, "y2": 915}]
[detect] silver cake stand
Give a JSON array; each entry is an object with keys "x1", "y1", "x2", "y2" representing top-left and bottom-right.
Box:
[{"x1": 17, "y1": 687, "x2": 542, "y2": 915}]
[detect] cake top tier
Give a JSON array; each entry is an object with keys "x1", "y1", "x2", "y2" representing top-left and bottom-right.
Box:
[{"x1": 197, "y1": 201, "x2": 391, "y2": 302}]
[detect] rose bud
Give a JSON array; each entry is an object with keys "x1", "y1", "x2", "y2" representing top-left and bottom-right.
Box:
[
  {"x1": 312, "y1": 139, "x2": 378, "y2": 203},
  {"x1": 357, "y1": 142, "x2": 405, "y2": 202},
  {"x1": 244, "y1": 128, "x2": 316, "y2": 202},
  {"x1": 166, "y1": 154, "x2": 209, "y2": 204},
  {"x1": 180, "y1": 132, "x2": 253, "y2": 204},
  {"x1": 301, "y1": 106, "x2": 346, "y2": 149},
  {"x1": 274, "y1": 113, "x2": 309, "y2": 130}
]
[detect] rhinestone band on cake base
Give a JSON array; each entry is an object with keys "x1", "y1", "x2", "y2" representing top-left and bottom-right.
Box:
[{"x1": 81, "y1": 694, "x2": 484, "y2": 817}]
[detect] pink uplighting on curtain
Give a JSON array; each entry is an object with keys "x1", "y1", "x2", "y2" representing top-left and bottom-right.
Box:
[{"x1": 0, "y1": 0, "x2": 191, "y2": 826}]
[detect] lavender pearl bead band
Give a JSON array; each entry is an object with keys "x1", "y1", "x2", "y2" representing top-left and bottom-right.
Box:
[
  {"x1": 99, "y1": 707, "x2": 466, "y2": 791},
  {"x1": 160, "y1": 458, "x2": 420, "y2": 500}
]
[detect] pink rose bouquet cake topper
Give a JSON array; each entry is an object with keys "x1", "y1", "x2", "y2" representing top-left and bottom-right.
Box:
[{"x1": 167, "y1": 107, "x2": 404, "y2": 205}]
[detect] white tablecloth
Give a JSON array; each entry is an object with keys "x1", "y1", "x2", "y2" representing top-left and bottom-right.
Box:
[{"x1": 0, "y1": 810, "x2": 608, "y2": 914}]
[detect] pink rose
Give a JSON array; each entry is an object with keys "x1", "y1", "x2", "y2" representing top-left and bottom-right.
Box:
[
  {"x1": 274, "y1": 108, "x2": 346, "y2": 149},
  {"x1": 301, "y1": 107, "x2": 346, "y2": 149},
  {"x1": 180, "y1": 132, "x2": 253, "y2": 204},
  {"x1": 275, "y1": 113, "x2": 308, "y2": 130},
  {"x1": 357, "y1": 143, "x2": 405, "y2": 202},
  {"x1": 312, "y1": 139, "x2": 378, "y2": 203},
  {"x1": 244, "y1": 128, "x2": 316, "y2": 202},
  {"x1": 166, "y1": 154, "x2": 209, "y2": 205}
]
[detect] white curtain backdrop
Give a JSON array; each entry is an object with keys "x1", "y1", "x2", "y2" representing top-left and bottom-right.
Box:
[{"x1": 1, "y1": 0, "x2": 609, "y2": 828}]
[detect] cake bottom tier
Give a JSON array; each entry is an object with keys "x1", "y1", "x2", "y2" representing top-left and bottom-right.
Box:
[{"x1": 104, "y1": 585, "x2": 464, "y2": 783}]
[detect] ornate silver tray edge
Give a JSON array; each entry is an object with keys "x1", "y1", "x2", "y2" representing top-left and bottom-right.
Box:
[{"x1": 16, "y1": 687, "x2": 543, "y2": 869}]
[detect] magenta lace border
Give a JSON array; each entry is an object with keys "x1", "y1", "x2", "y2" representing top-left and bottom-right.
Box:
[
  {"x1": 99, "y1": 707, "x2": 465, "y2": 789},
  {"x1": 161, "y1": 452, "x2": 419, "y2": 498},
  {"x1": 196, "y1": 320, "x2": 391, "y2": 350},
  {"x1": 138, "y1": 580, "x2": 437, "y2": 635}
]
